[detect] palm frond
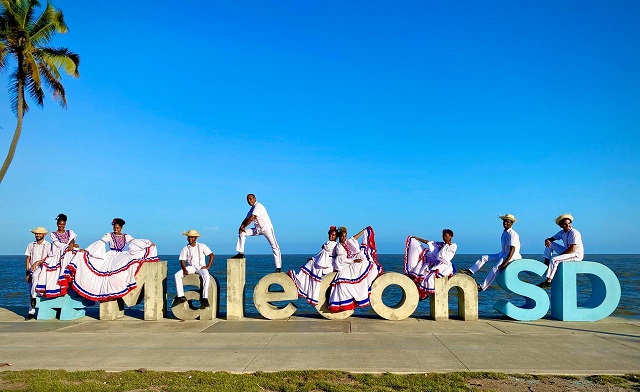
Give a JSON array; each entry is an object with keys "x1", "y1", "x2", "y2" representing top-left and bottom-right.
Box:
[
  {"x1": 0, "y1": 0, "x2": 19, "y2": 19},
  {"x1": 25, "y1": 68, "x2": 43, "y2": 107},
  {"x1": 24, "y1": 50, "x2": 41, "y2": 89},
  {"x1": 36, "y1": 46, "x2": 79, "y2": 77},
  {"x1": 0, "y1": 43, "x2": 6, "y2": 72},
  {"x1": 16, "y1": 0, "x2": 38, "y2": 29},
  {"x1": 38, "y1": 61, "x2": 66, "y2": 107},
  {"x1": 8, "y1": 67, "x2": 29, "y2": 115},
  {"x1": 30, "y1": 3, "x2": 68, "y2": 45}
]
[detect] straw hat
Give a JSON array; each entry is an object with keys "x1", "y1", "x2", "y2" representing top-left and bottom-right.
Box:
[
  {"x1": 555, "y1": 213, "x2": 573, "y2": 225},
  {"x1": 30, "y1": 227, "x2": 48, "y2": 234},
  {"x1": 499, "y1": 214, "x2": 517, "y2": 223},
  {"x1": 182, "y1": 229, "x2": 201, "y2": 237}
]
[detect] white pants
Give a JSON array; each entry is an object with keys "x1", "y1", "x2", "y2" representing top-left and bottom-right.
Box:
[
  {"x1": 236, "y1": 226, "x2": 282, "y2": 268},
  {"x1": 544, "y1": 242, "x2": 582, "y2": 280},
  {"x1": 174, "y1": 266, "x2": 211, "y2": 299},
  {"x1": 29, "y1": 267, "x2": 42, "y2": 298},
  {"x1": 469, "y1": 252, "x2": 513, "y2": 291},
  {"x1": 28, "y1": 268, "x2": 41, "y2": 314}
]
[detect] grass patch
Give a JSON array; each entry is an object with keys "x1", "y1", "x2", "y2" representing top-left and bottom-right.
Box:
[
  {"x1": 556, "y1": 374, "x2": 581, "y2": 381},
  {"x1": 2, "y1": 370, "x2": 640, "y2": 391},
  {"x1": 586, "y1": 374, "x2": 627, "y2": 385},
  {"x1": 0, "y1": 370, "x2": 481, "y2": 392}
]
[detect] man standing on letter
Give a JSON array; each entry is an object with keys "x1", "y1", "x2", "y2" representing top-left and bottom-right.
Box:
[
  {"x1": 538, "y1": 213, "x2": 584, "y2": 288},
  {"x1": 232, "y1": 193, "x2": 282, "y2": 273}
]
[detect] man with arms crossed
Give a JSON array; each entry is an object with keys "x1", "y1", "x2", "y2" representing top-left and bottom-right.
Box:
[
  {"x1": 460, "y1": 213, "x2": 521, "y2": 292},
  {"x1": 233, "y1": 193, "x2": 282, "y2": 273}
]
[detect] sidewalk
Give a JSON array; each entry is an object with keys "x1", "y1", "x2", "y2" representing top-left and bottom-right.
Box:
[{"x1": 0, "y1": 306, "x2": 638, "y2": 374}]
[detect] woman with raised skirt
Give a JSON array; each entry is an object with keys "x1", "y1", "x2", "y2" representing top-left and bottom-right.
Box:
[
  {"x1": 288, "y1": 226, "x2": 338, "y2": 305},
  {"x1": 61, "y1": 218, "x2": 158, "y2": 301},
  {"x1": 35, "y1": 213, "x2": 81, "y2": 298},
  {"x1": 404, "y1": 229, "x2": 457, "y2": 300},
  {"x1": 328, "y1": 226, "x2": 383, "y2": 312}
]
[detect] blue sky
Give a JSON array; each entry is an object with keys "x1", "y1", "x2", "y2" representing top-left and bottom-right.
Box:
[{"x1": 1, "y1": 0, "x2": 639, "y2": 255}]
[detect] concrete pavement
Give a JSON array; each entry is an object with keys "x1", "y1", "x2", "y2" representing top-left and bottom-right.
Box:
[{"x1": 0, "y1": 306, "x2": 638, "y2": 374}]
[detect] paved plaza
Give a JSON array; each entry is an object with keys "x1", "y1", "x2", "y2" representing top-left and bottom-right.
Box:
[{"x1": 0, "y1": 307, "x2": 638, "y2": 374}]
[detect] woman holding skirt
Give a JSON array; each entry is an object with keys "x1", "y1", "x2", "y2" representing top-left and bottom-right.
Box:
[
  {"x1": 61, "y1": 218, "x2": 158, "y2": 302},
  {"x1": 35, "y1": 213, "x2": 82, "y2": 298},
  {"x1": 288, "y1": 226, "x2": 338, "y2": 305},
  {"x1": 328, "y1": 226, "x2": 383, "y2": 312},
  {"x1": 404, "y1": 229, "x2": 457, "y2": 300}
]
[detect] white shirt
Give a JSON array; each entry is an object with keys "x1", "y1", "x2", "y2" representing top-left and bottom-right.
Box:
[
  {"x1": 553, "y1": 228, "x2": 584, "y2": 258},
  {"x1": 179, "y1": 242, "x2": 213, "y2": 268},
  {"x1": 333, "y1": 238, "x2": 362, "y2": 270},
  {"x1": 501, "y1": 228, "x2": 522, "y2": 260},
  {"x1": 247, "y1": 201, "x2": 273, "y2": 232},
  {"x1": 25, "y1": 240, "x2": 51, "y2": 268},
  {"x1": 426, "y1": 242, "x2": 457, "y2": 265}
]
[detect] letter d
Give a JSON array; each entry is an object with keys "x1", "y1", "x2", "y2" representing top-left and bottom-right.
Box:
[{"x1": 551, "y1": 261, "x2": 621, "y2": 321}]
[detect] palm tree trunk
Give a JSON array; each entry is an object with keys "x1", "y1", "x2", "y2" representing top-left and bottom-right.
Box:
[{"x1": 0, "y1": 80, "x2": 24, "y2": 184}]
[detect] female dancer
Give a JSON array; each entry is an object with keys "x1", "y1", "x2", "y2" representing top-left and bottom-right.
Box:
[
  {"x1": 62, "y1": 218, "x2": 158, "y2": 301},
  {"x1": 404, "y1": 229, "x2": 457, "y2": 300},
  {"x1": 288, "y1": 226, "x2": 338, "y2": 305},
  {"x1": 35, "y1": 213, "x2": 81, "y2": 298},
  {"x1": 328, "y1": 226, "x2": 383, "y2": 312}
]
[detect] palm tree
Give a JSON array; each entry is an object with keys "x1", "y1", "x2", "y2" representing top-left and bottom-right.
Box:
[{"x1": 0, "y1": 0, "x2": 79, "y2": 183}]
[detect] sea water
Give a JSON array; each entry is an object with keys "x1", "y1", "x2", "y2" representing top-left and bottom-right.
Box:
[{"x1": 0, "y1": 254, "x2": 637, "y2": 319}]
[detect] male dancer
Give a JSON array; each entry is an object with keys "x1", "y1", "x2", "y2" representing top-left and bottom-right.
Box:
[
  {"x1": 538, "y1": 213, "x2": 584, "y2": 288},
  {"x1": 25, "y1": 227, "x2": 51, "y2": 319},
  {"x1": 460, "y1": 214, "x2": 521, "y2": 292},
  {"x1": 232, "y1": 193, "x2": 282, "y2": 273},
  {"x1": 173, "y1": 229, "x2": 214, "y2": 308}
]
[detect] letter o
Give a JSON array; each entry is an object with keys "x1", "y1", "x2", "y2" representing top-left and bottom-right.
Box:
[
  {"x1": 369, "y1": 272, "x2": 419, "y2": 320},
  {"x1": 315, "y1": 272, "x2": 354, "y2": 320}
]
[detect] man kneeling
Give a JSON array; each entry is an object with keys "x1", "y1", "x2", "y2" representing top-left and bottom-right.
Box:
[{"x1": 173, "y1": 229, "x2": 214, "y2": 309}]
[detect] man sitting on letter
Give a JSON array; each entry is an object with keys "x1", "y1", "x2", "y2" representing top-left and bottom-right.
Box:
[
  {"x1": 173, "y1": 229, "x2": 214, "y2": 309},
  {"x1": 460, "y1": 213, "x2": 521, "y2": 292},
  {"x1": 538, "y1": 213, "x2": 584, "y2": 288}
]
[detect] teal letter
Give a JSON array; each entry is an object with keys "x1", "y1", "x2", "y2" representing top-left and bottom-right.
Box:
[
  {"x1": 494, "y1": 259, "x2": 550, "y2": 321},
  {"x1": 550, "y1": 261, "x2": 621, "y2": 321}
]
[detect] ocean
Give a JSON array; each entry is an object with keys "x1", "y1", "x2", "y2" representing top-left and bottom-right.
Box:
[{"x1": 1, "y1": 254, "x2": 638, "y2": 319}]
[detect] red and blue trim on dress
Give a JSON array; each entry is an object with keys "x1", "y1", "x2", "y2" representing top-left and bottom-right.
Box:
[{"x1": 328, "y1": 226, "x2": 384, "y2": 312}]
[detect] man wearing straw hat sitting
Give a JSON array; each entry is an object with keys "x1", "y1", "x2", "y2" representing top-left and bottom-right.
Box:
[
  {"x1": 172, "y1": 229, "x2": 214, "y2": 309},
  {"x1": 460, "y1": 214, "x2": 522, "y2": 292},
  {"x1": 25, "y1": 227, "x2": 51, "y2": 320},
  {"x1": 538, "y1": 213, "x2": 584, "y2": 288}
]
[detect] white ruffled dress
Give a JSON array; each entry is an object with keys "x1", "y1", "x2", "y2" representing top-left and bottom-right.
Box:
[
  {"x1": 61, "y1": 233, "x2": 158, "y2": 302},
  {"x1": 328, "y1": 227, "x2": 383, "y2": 312},
  {"x1": 404, "y1": 236, "x2": 457, "y2": 298},
  {"x1": 288, "y1": 240, "x2": 337, "y2": 305}
]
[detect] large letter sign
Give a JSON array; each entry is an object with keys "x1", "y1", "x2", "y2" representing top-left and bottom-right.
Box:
[
  {"x1": 494, "y1": 259, "x2": 621, "y2": 321},
  {"x1": 25, "y1": 257, "x2": 621, "y2": 322},
  {"x1": 550, "y1": 261, "x2": 621, "y2": 321},
  {"x1": 494, "y1": 259, "x2": 550, "y2": 321}
]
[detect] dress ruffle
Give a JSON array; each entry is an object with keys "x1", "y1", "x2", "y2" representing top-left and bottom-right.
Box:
[{"x1": 328, "y1": 227, "x2": 383, "y2": 312}]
